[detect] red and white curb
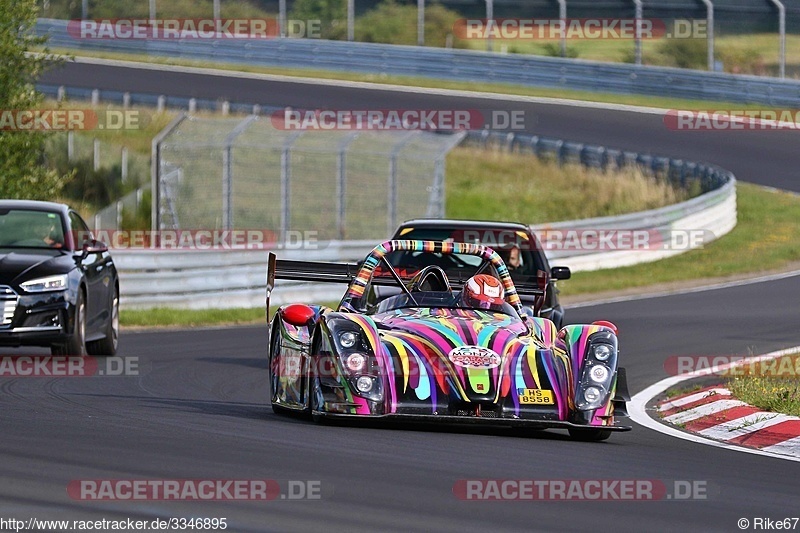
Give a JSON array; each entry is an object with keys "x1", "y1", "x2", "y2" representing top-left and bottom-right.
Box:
[
  {"x1": 629, "y1": 346, "x2": 800, "y2": 463},
  {"x1": 657, "y1": 386, "x2": 800, "y2": 457}
]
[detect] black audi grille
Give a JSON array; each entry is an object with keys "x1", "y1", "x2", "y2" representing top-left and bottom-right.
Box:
[{"x1": 0, "y1": 286, "x2": 18, "y2": 327}]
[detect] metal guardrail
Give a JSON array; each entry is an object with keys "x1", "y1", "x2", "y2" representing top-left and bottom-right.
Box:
[
  {"x1": 37, "y1": 18, "x2": 800, "y2": 106},
  {"x1": 112, "y1": 131, "x2": 735, "y2": 310}
]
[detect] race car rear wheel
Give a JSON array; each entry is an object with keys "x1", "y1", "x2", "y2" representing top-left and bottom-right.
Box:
[{"x1": 568, "y1": 428, "x2": 612, "y2": 442}]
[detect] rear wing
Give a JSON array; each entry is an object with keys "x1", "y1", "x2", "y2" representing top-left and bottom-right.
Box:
[{"x1": 266, "y1": 251, "x2": 547, "y2": 317}]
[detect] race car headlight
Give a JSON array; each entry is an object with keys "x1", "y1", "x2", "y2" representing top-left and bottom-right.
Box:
[
  {"x1": 356, "y1": 376, "x2": 374, "y2": 393},
  {"x1": 339, "y1": 331, "x2": 358, "y2": 349},
  {"x1": 584, "y1": 387, "x2": 601, "y2": 403},
  {"x1": 589, "y1": 364, "x2": 610, "y2": 383},
  {"x1": 20, "y1": 274, "x2": 68, "y2": 293},
  {"x1": 593, "y1": 344, "x2": 612, "y2": 361},
  {"x1": 345, "y1": 353, "x2": 367, "y2": 373}
]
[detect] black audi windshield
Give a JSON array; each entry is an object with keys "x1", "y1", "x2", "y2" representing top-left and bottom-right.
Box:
[{"x1": 0, "y1": 209, "x2": 66, "y2": 249}]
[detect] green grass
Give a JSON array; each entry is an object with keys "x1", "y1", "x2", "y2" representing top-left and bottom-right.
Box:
[
  {"x1": 121, "y1": 307, "x2": 267, "y2": 327},
  {"x1": 446, "y1": 147, "x2": 692, "y2": 222},
  {"x1": 728, "y1": 356, "x2": 800, "y2": 417},
  {"x1": 559, "y1": 183, "x2": 800, "y2": 296},
  {"x1": 121, "y1": 303, "x2": 338, "y2": 328}
]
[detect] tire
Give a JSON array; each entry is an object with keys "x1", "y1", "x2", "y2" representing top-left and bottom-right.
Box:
[
  {"x1": 269, "y1": 323, "x2": 293, "y2": 416},
  {"x1": 568, "y1": 428, "x2": 612, "y2": 442},
  {"x1": 87, "y1": 286, "x2": 119, "y2": 357},
  {"x1": 310, "y1": 376, "x2": 326, "y2": 424},
  {"x1": 51, "y1": 289, "x2": 86, "y2": 356}
]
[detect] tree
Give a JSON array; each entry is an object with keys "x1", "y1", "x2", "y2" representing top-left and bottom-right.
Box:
[{"x1": 0, "y1": 0, "x2": 68, "y2": 199}]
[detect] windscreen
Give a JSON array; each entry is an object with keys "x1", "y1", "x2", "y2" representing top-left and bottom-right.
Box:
[{"x1": 0, "y1": 209, "x2": 66, "y2": 249}]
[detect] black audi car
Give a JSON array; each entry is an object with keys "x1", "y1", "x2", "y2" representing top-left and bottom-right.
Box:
[
  {"x1": 0, "y1": 200, "x2": 119, "y2": 355},
  {"x1": 390, "y1": 219, "x2": 570, "y2": 328}
]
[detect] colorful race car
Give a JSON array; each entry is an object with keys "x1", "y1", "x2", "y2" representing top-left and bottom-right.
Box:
[{"x1": 267, "y1": 240, "x2": 630, "y2": 441}]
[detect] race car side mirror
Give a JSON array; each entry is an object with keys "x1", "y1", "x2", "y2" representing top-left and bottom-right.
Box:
[
  {"x1": 551, "y1": 266, "x2": 571, "y2": 280},
  {"x1": 283, "y1": 304, "x2": 316, "y2": 327}
]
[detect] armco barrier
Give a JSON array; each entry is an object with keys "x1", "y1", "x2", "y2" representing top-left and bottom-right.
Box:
[
  {"x1": 36, "y1": 18, "x2": 800, "y2": 107},
  {"x1": 113, "y1": 131, "x2": 735, "y2": 310}
]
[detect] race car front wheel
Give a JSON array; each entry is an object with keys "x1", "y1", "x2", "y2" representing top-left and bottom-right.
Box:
[{"x1": 568, "y1": 428, "x2": 612, "y2": 442}]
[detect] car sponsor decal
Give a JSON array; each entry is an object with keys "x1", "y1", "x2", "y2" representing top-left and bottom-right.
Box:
[
  {"x1": 448, "y1": 346, "x2": 501, "y2": 369},
  {"x1": 518, "y1": 387, "x2": 555, "y2": 405}
]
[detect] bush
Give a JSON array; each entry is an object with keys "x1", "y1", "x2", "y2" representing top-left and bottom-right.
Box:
[
  {"x1": 541, "y1": 42, "x2": 580, "y2": 59},
  {"x1": 355, "y1": 1, "x2": 466, "y2": 48},
  {"x1": 289, "y1": 0, "x2": 346, "y2": 39},
  {"x1": 657, "y1": 38, "x2": 708, "y2": 69}
]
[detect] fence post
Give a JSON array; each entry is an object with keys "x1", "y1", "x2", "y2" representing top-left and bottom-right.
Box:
[
  {"x1": 769, "y1": 0, "x2": 786, "y2": 79},
  {"x1": 188, "y1": 98, "x2": 197, "y2": 113},
  {"x1": 485, "y1": 0, "x2": 493, "y2": 52},
  {"x1": 116, "y1": 200, "x2": 123, "y2": 229},
  {"x1": 151, "y1": 113, "x2": 188, "y2": 231},
  {"x1": 417, "y1": 0, "x2": 424, "y2": 46},
  {"x1": 93, "y1": 138, "x2": 100, "y2": 171},
  {"x1": 123, "y1": 92, "x2": 131, "y2": 109},
  {"x1": 336, "y1": 132, "x2": 360, "y2": 240},
  {"x1": 67, "y1": 131, "x2": 74, "y2": 162},
  {"x1": 221, "y1": 115, "x2": 258, "y2": 230},
  {"x1": 558, "y1": 0, "x2": 567, "y2": 57},
  {"x1": 82, "y1": 0, "x2": 88, "y2": 18},
  {"x1": 157, "y1": 95, "x2": 166, "y2": 113},
  {"x1": 121, "y1": 146, "x2": 128, "y2": 182},
  {"x1": 347, "y1": 0, "x2": 355, "y2": 41},
  {"x1": 57, "y1": 86, "x2": 66, "y2": 102},
  {"x1": 94, "y1": 214, "x2": 101, "y2": 231},
  {"x1": 633, "y1": 0, "x2": 643, "y2": 66},
  {"x1": 701, "y1": 0, "x2": 714, "y2": 71},
  {"x1": 388, "y1": 132, "x2": 420, "y2": 236},
  {"x1": 279, "y1": 0, "x2": 287, "y2": 37}
]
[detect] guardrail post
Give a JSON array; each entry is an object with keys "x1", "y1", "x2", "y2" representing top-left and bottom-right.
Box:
[
  {"x1": 157, "y1": 95, "x2": 166, "y2": 113},
  {"x1": 91, "y1": 89, "x2": 99, "y2": 106}
]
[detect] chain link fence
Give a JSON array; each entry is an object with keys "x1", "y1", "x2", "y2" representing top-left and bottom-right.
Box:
[{"x1": 154, "y1": 115, "x2": 465, "y2": 241}]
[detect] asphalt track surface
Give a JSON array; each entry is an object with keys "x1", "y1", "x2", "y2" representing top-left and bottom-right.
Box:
[{"x1": 1, "y1": 60, "x2": 797, "y2": 531}]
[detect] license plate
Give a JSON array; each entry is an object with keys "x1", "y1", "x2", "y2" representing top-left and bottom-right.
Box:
[{"x1": 518, "y1": 388, "x2": 555, "y2": 405}]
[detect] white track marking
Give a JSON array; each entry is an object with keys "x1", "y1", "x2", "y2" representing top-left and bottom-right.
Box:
[
  {"x1": 662, "y1": 400, "x2": 747, "y2": 425},
  {"x1": 698, "y1": 412, "x2": 792, "y2": 440},
  {"x1": 763, "y1": 436, "x2": 800, "y2": 456},
  {"x1": 630, "y1": 346, "x2": 800, "y2": 463},
  {"x1": 658, "y1": 388, "x2": 731, "y2": 412}
]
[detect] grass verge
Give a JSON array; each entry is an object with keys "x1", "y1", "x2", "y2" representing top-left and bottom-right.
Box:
[
  {"x1": 118, "y1": 183, "x2": 800, "y2": 327},
  {"x1": 559, "y1": 183, "x2": 800, "y2": 296},
  {"x1": 728, "y1": 355, "x2": 800, "y2": 417}
]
